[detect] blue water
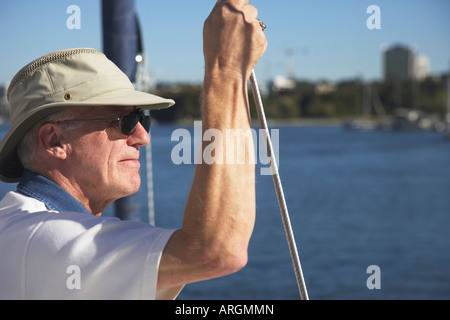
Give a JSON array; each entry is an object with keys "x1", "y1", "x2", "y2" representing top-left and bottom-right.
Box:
[{"x1": 1, "y1": 124, "x2": 449, "y2": 300}]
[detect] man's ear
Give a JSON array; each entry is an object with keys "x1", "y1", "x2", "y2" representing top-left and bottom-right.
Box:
[{"x1": 38, "y1": 123, "x2": 68, "y2": 160}]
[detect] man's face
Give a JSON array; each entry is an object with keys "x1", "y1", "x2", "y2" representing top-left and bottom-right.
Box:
[{"x1": 60, "y1": 106, "x2": 150, "y2": 210}]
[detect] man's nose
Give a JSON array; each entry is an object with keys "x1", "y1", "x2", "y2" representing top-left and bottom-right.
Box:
[{"x1": 128, "y1": 122, "x2": 150, "y2": 147}]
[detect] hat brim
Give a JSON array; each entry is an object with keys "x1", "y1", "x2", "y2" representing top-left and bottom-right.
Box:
[{"x1": 0, "y1": 88, "x2": 175, "y2": 183}]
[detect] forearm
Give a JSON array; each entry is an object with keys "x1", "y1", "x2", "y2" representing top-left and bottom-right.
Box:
[
  {"x1": 184, "y1": 71, "x2": 256, "y2": 259},
  {"x1": 159, "y1": 73, "x2": 255, "y2": 289},
  {"x1": 202, "y1": 71, "x2": 252, "y2": 130}
]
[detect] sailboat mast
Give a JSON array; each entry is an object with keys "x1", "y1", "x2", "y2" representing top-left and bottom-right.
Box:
[
  {"x1": 446, "y1": 60, "x2": 450, "y2": 140},
  {"x1": 102, "y1": 0, "x2": 155, "y2": 223}
]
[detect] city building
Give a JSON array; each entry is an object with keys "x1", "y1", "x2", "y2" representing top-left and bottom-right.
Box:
[
  {"x1": 383, "y1": 45, "x2": 415, "y2": 81},
  {"x1": 383, "y1": 44, "x2": 430, "y2": 81},
  {"x1": 414, "y1": 55, "x2": 430, "y2": 80}
]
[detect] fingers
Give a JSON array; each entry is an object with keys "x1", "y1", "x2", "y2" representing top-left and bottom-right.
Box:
[
  {"x1": 227, "y1": 0, "x2": 250, "y2": 8},
  {"x1": 242, "y1": 4, "x2": 258, "y2": 23},
  {"x1": 211, "y1": 0, "x2": 249, "y2": 14},
  {"x1": 220, "y1": 1, "x2": 262, "y2": 33}
]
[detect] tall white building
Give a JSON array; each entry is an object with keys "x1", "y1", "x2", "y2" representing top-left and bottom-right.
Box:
[{"x1": 414, "y1": 55, "x2": 430, "y2": 80}]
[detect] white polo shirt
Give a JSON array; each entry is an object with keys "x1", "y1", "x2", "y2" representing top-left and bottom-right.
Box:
[{"x1": 0, "y1": 191, "x2": 181, "y2": 300}]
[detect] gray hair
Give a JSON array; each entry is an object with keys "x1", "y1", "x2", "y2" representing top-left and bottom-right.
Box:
[{"x1": 17, "y1": 108, "x2": 82, "y2": 170}]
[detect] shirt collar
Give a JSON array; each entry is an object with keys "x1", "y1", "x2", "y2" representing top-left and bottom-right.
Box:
[{"x1": 17, "y1": 170, "x2": 91, "y2": 215}]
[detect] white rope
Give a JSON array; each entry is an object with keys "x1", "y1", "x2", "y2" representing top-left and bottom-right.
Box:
[{"x1": 250, "y1": 70, "x2": 309, "y2": 300}]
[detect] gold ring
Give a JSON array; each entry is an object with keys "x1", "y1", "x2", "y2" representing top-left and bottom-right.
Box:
[{"x1": 258, "y1": 19, "x2": 266, "y2": 31}]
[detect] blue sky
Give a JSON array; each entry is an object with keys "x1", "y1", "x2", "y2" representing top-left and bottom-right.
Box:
[{"x1": 0, "y1": 0, "x2": 449, "y2": 85}]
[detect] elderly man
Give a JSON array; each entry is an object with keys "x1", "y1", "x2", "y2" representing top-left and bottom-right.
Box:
[{"x1": 0, "y1": 0, "x2": 266, "y2": 300}]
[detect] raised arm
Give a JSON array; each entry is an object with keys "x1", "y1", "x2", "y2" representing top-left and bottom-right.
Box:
[{"x1": 157, "y1": 0, "x2": 267, "y2": 290}]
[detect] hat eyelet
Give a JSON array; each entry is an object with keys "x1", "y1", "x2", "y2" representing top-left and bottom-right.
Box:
[{"x1": 64, "y1": 93, "x2": 72, "y2": 101}]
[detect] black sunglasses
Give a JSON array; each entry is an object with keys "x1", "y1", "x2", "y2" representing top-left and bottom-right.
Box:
[{"x1": 57, "y1": 109, "x2": 151, "y2": 136}]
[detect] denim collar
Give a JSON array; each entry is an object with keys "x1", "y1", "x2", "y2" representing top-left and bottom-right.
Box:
[{"x1": 17, "y1": 170, "x2": 91, "y2": 214}]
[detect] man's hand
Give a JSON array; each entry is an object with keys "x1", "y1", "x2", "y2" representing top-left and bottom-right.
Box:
[{"x1": 203, "y1": 0, "x2": 267, "y2": 81}]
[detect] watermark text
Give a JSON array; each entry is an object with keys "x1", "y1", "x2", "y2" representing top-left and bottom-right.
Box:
[
  {"x1": 171, "y1": 121, "x2": 279, "y2": 176},
  {"x1": 366, "y1": 265, "x2": 381, "y2": 290},
  {"x1": 66, "y1": 5, "x2": 81, "y2": 30},
  {"x1": 366, "y1": 5, "x2": 381, "y2": 30},
  {"x1": 66, "y1": 265, "x2": 81, "y2": 290}
]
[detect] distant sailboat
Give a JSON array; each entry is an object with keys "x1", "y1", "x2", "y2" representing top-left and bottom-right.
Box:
[{"x1": 342, "y1": 80, "x2": 388, "y2": 131}]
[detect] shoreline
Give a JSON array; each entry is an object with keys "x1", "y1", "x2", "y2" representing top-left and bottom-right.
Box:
[
  {"x1": 167, "y1": 117, "x2": 343, "y2": 127},
  {"x1": 262, "y1": 118, "x2": 342, "y2": 127}
]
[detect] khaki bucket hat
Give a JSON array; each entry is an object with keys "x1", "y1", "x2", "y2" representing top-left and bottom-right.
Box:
[{"x1": 0, "y1": 48, "x2": 175, "y2": 183}]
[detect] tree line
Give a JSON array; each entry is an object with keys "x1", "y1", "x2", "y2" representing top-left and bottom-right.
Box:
[{"x1": 149, "y1": 75, "x2": 449, "y2": 123}]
